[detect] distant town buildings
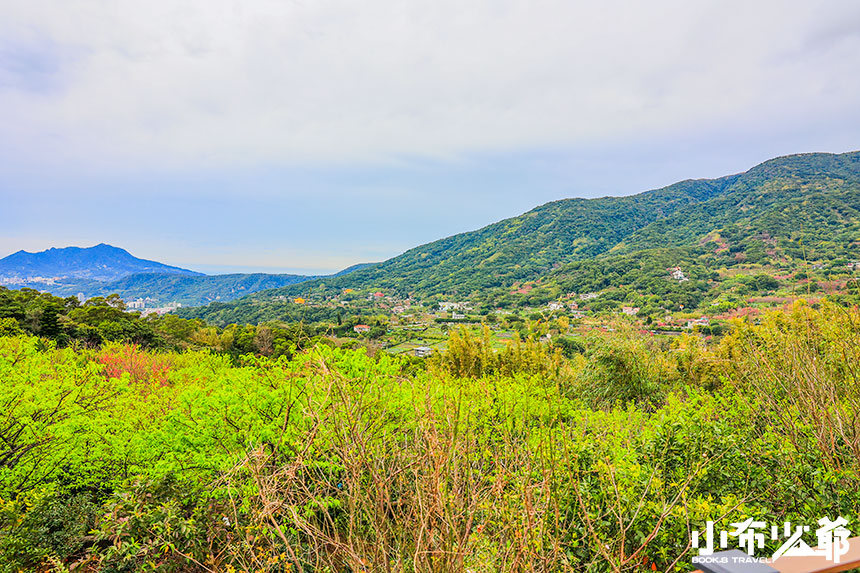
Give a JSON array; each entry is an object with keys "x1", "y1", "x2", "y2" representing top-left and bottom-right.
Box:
[
  {"x1": 621, "y1": 306, "x2": 640, "y2": 316},
  {"x1": 413, "y1": 346, "x2": 433, "y2": 357},
  {"x1": 547, "y1": 301, "x2": 564, "y2": 311},
  {"x1": 354, "y1": 324, "x2": 371, "y2": 333},
  {"x1": 579, "y1": 292, "x2": 599, "y2": 301},
  {"x1": 139, "y1": 301, "x2": 182, "y2": 317},
  {"x1": 123, "y1": 297, "x2": 179, "y2": 316}
]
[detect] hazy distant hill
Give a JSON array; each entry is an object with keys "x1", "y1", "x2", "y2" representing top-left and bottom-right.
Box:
[
  {"x1": 0, "y1": 243, "x2": 376, "y2": 307},
  {"x1": 40, "y1": 272, "x2": 318, "y2": 307},
  {"x1": 75, "y1": 264, "x2": 376, "y2": 306},
  {"x1": 182, "y1": 151, "x2": 860, "y2": 323},
  {"x1": 0, "y1": 244, "x2": 200, "y2": 282}
]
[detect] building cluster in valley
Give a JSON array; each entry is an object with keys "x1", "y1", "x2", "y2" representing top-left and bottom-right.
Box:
[
  {"x1": 270, "y1": 278, "x2": 718, "y2": 332},
  {"x1": 123, "y1": 297, "x2": 182, "y2": 316},
  {"x1": 259, "y1": 261, "x2": 734, "y2": 356}
]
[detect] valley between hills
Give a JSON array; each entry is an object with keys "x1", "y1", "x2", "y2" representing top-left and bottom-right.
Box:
[{"x1": 4, "y1": 151, "x2": 860, "y2": 358}]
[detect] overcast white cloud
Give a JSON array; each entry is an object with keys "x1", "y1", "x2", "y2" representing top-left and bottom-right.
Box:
[
  {"x1": 1, "y1": 0, "x2": 857, "y2": 169},
  {"x1": 1, "y1": 0, "x2": 859, "y2": 271}
]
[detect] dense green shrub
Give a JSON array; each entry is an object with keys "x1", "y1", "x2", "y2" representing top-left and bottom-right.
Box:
[
  {"x1": 1, "y1": 304, "x2": 859, "y2": 571},
  {"x1": 0, "y1": 488, "x2": 99, "y2": 572}
]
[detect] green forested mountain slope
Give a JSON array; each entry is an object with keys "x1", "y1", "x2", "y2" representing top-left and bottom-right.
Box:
[
  {"x1": 230, "y1": 175, "x2": 737, "y2": 301},
  {"x1": 182, "y1": 151, "x2": 860, "y2": 322},
  {"x1": 353, "y1": 176, "x2": 735, "y2": 294},
  {"x1": 614, "y1": 152, "x2": 860, "y2": 263}
]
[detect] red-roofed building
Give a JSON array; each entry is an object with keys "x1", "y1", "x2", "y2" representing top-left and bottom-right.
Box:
[{"x1": 354, "y1": 324, "x2": 371, "y2": 333}]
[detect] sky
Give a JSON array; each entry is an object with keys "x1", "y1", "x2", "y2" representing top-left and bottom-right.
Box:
[{"x1": 2, "y1": 1, "x2": 860, "y2": 275}]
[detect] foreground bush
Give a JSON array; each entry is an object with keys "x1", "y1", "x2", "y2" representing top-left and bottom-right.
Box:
[{"x1": 0, "y1": 304, "x2": 858, "y2": 571}]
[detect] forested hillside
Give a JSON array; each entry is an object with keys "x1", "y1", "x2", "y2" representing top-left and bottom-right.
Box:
[
  {"x1": 615, "y1": 151, "x2": 860, "y2": 261},
  {"x1": 182, "y1": 151, "x2": 860, "y2": 324},
  {"x1": 262, "y1": 175, "x2": 735, "y2": 297}
]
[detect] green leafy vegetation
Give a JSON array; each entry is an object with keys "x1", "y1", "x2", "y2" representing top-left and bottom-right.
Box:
[
  {"x1": 0, "y1": 286, "x2": 325, "y2": 358},
  {"x1": 2, "y1": 301, "x2": 859, "y2": 571}
]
